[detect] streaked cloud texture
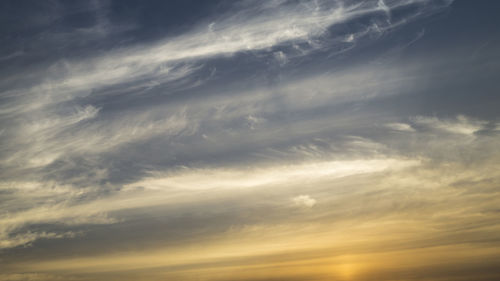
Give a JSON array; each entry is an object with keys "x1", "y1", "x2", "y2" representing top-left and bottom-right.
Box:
[{"x1": 1, "y1": 0, "x2": 500, "y2": 280}]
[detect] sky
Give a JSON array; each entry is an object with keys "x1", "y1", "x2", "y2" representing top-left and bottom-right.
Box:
[{"x1": 1, "y1": 0, "x2": 500, "y2": 280}]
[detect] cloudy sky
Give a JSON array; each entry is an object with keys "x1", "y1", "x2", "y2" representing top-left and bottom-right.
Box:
[{"x1": 1, "y1": 0, "x2": 500, "y2": 280}]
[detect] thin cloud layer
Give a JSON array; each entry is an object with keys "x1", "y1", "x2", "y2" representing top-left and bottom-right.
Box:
[{"x1": 1, "y1": 1, "x2": 500, "y2": 281}]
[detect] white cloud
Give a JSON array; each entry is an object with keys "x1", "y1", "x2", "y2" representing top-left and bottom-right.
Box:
[
  {"x1": 246, "y1": 114, "x2": 266, "y2": 130},
  {"x1": 292, "y1": 195, "x2": 317, "y2": 208},
  {"x1": 125, "y1": 158, "x2": 418, "y2": 191},
  {"x1": 412, "y1": 115, "x2": 486, "y2": 135},
  {"x1": 385, "y1": 122, "x2": 415, "y2": 132},
  {"x1": 343, "y1": 34, "x2": 355, "y2": 43},
  {"x1": 0, "y1": 231, "x2": 77, "y2": 250},
  {"x1": 273, "y1": 51, "x2": 288, "y2": 65},
  {"x1": 4, "y1": 108, "x2": 192, "y2": 169}
]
